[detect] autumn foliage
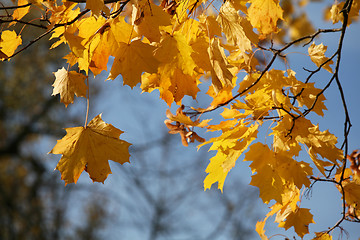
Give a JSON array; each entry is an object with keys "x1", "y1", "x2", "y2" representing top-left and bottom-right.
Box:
[{"x1": 1, "y1": 0, "x2": 360, "y2": 238}]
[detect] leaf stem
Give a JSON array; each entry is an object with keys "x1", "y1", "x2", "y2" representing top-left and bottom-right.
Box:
[{"x1": 85, "y1": 76, "x2": 90, "y2": 127}]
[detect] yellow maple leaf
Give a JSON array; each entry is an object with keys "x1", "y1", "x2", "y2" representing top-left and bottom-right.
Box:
[
  {"x1": 326, "y1": 0, "x2": 360, "y2": 26},
  {"x1": 12, "y1": 0, "x2": 30, "y2": 23},
  {"x1": 343, "y1": 182, "x2": 360, "y2": 206},
  {"x1": 251, "y1": 164, "x2": 285, "y2": 203},
  {"x1": 245, "y1": 143, "x2": 284, "y2": 203},
  {"x1": 48, "y1": 2, "x2": 79, "y2": 28},
  {"x1": 208, "y1": 38, "x2": 235, "y2": 93},
  {"x1": 88, "y1": 17, "x2": 134, "y2": 75},
  {"x1": 63, "y1": 28, "x2": 86, "y2": 58},
  {"x1": 276, "y1": 156, "x2": 313, "y2": 189},
  {"x1": 313, "y1": 232, "x2": 333, "y2": 240},
  {"x1": 207, "y1": 85, "x2": 234, "y2": 108},
  {"x1": 217, "y1": 1, "x2": 256, "y2": 52},
  {"x1": 86, "y1": 0, "x2": 104, "y2": 17},
  {"x1": 106, "y1": 17, "x2": 135, "y2": 48},
  {"x1": 248, "y1": 0, "x2": 283, "y2": 37},
  {"x1": 201, "y1": 122, "x2": 258, "y2": 191},
  {"x1": 274, "y1": 185, "x2": 301, "y2": 221},
  {"x1": 154, "y1": 32, "x2": 197, "y2": 76},
  {"x1": 49, "y1": 4, "x2": 81, "y2": 49},
  {"x1": 49, "y1": 114, "x2": 131, "y2": 185},
  {"x1": 0, "y1": 30, "x2": 22, "y2": 60},
  {"x1": 175, "y1": 0, "x2": 206, "y2": 23},
  {"x1": 278, "y1": 207, "x2": 315, "y2": 238},
  {"x1": 244, "y1": 88, "x2": 273, "y2": 120},
  {"x1": 272, "y1": 116, "x2": 343, "y2": 165},
  {"x1": 291, "y1": 82, "x2": 327, "y2": 116},
  {"x1": 89, "y1": 35, "x2": 111, "y2": 76},
  {"x1": 169, "y1": 68, "x2": 201, "y2": 104},
  {"x1": 255, "y1": 185, "x2": 300, "y2": 239},
  {"x1": 305, "y1": 125, "x2": 343, "y2": 163},
  {"x1": 245, "y1": 142, "x2": 311, "y2": 203},
  {"x1": 140, "y1": 72, "x2": 160, "y2": 93},
  {"x1": 133, "y1": 3, "x2": 171, "y2": 42},
  {"x1": 199, "y1": 14, "x2": 222, "y2": 39},
  {"x1": 308, "y1": 147, "x2": 333, "y2": 176},
  {"x1": 190, "y1": 35, "x2": 212, "y2": 72},
  {"x1": 255, "y1": 220, "x2": 268, "y2": 240},
  {"x1": 245, "y1": 142, "x2": 276, "y2": 173},
  {"x1": 108, "y1": 40, "x2": 159, "y2": 88},
  {"x1": 150, "y1": 32, "x2": 200, "y2": 105},
  {"x1": 176, "y1": 18, "x2": 204, "y2": 44},
  {"x1": 308, "y1": 42, "x2": 334, "y2": 73},
  {"x1": 52, "y1": 67, "x2": 88, "y2": 107},
  {"x1": 71, "y1": 17, "x2": 107, "y2": 72}
]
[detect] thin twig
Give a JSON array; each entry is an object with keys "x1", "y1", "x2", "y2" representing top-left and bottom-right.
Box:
[
  {"x1": 85, "y1": 76, "x2": 90, "y2": 127},
  {"x1": 186, "y1": 28, "x2": 342, "y2": 117},
  {"x1": 0, "y1": 3, "x2": 31, "y2": 10},
  {"x1": 67, "y1": 0, "x2": 124, "y2": 3},
  {"x1": 0, "y1": 18, "x2": 47, "y2": 29},
  {"x1": 7, "y1": 9, "x2": 90, "y2": 60}
]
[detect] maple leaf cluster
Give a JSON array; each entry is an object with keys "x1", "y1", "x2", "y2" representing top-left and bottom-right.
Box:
[{"x1": 1, "y1": 0, "x2": 360, "y2": 239}]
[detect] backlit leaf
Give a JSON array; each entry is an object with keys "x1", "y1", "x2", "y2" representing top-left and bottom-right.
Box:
[
  {"x1": 49, "y1": 114, "x2": 131, "y2": 184},
  {"x1": 52, "y1": 67, "x2": 88, "y2": 107},
  {"x1": 108, "y1": 40, "x2": 159, "y2": 88},
  {"x1": 278, "y1": 208, "x2": 315, "y2": 238},
  {"x1": 217, "y1": 1, "x2": 256, "y2": 52},
  {"x1": 12, "y1": 0, "x2": 30, "y2": 23},
  {"x1": 208, "y1": 38, "x2": 235, "y2": 92},
  {"x1": 86, "y1": 0, "x2": 104, "y2": 17},
  {"x1": 0, "y1": 30, "x2": 22, "y2": 60},
  {"x1": 248, "y1": 0, "x2": 283, "y2": 36},
  {"x1": 308, "y1": 42, "x2": 334, "y2": 73}
]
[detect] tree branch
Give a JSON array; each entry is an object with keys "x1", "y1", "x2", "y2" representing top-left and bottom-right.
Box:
[
  {"x1": 0, "y1": 18, "x2": 47, "y2": 29},
  {"x1": 0, "y1": 3, "x2": 31, "y2": 10},
  {"x1": 7, "y1": 9, "x2": 90, "y2": 60},
  {"x1": 66, "y1": 0, "x2": 128, "y2": 4},
  {"x1": 186, "y1": 27, "x2": 342, "y2": 117}
]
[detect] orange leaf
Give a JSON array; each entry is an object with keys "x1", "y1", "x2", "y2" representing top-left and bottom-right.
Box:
[
  {"x1": 86, "y1": 0, "x2": 104, "y2": 17},
  {"x1": 278, "y1": 208, "x2": 315, "y2": 238},
  {"x1": 49, "y1": 114, "x2": 131, "y2": 185},
  {"x1": 133, "y1": 3, "x2": 171, "y2": 42},
  {"x1": 108, "y1": 40, "x2": 159, "y2": 88},
  {"x1": 52, "y1": 67, "x2": 88, "y2": 107}
]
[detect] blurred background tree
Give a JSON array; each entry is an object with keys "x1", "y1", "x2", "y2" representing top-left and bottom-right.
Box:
[{"x1": 0, "y1": 17, "x2": 109, "y2": 239}]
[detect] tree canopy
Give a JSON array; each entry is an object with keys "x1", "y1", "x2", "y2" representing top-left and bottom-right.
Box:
[{"x1": 1, "y1": 0, "x2": 360, "y2": 238}]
